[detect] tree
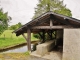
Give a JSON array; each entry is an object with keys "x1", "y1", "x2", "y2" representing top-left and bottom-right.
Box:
[
  {"x1": 0, "y1": 8, "x2": 11, "y2": 34},
  {"x1": 33, "y1": 0, "x2": 72, "y2": 42},
  {"x1": 9, "y1": 22, "x2": 22, "y2": 30},
  {"x1": 33, "y1": 0, "x2": 72, "y2": 18}
]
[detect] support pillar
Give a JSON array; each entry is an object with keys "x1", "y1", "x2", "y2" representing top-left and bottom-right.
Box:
[
  {"x1": 22, "y1": 29, "x2": 31, "y2": 51},
  {"x1": 27, "y1": 29, "x2": 31, "y2": 51},
  {"x1": 50, "y1": 30, "x2": 53, "y2": 40},
  {"x1": 22, "y1": 31, "x2": 31, "y2": 51},
  {"x1": 50, "y1": 19, "x2": 53, "y2": 27},
  {"x1": 50, "y1": 19, "x2": 53, "y2": 40},
  {"x1": 22, "y1": 33, "x2": 29, "y2": 51},
  {"x1": 47, "y1": 30, "x2": 53, "y2": 40},
  {"x1": 42, "y1": 30, "x2": 45, "y2": 43}
]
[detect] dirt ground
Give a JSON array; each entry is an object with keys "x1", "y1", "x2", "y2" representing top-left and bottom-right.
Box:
[{"x1": 0, "y1": 53, "x2": 29, "y2": 60}]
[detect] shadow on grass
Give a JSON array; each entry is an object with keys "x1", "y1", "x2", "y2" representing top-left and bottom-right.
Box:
[
  {"x1": 0, "y1": 38, "x2": 13, "y2": 40},
  {"x1": 0, "y1": 38, "x2": 6, "y2": 40}
]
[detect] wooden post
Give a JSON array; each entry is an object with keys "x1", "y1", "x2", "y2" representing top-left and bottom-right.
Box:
[
  {"x1": 42, "y1": 30, "x2": 45, "y2": 43},
  {"x1": 50, "y1": 19, "x2": 53, "y2": 27},
  {"x1": 50, "y1": 30, "x2": 53, "y2": 40},
  {"x1": 22, "y1": 33, "x2": 29, "y2": 50},
  {"x1": 22, "y1": 29, "x2": 31, "y2": 51},
  {"x1": 27, "y1": 29, "x2": 31, "y2": 51},
  {"x1": 47, "y1": 30, "x2": 53, "y2": 40}
]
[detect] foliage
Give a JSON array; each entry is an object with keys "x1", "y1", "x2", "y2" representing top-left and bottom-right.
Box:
[
  {"x1": 33, "y1": 33, "x2": 41, "y2": 39},
  {"x1": 0, "y1": 8, "x2": 11, "y2": 35},
  {"x1": 33, "y1": 31, "x2": 56, "y2": 42},
  {"x1": 33, "y1": 0, "x2": 72, "y2": 18},
  {"x1": 9, "y1": 22, "x2": 22, "y2": 30}
]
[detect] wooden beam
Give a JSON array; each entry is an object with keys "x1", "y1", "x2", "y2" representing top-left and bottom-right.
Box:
[
  {"x1": 38, "y1": 33, "x2": 43, "y2": 39},
  {"x1": 22, "y1": 33, "x2": 27, "y2": 41},
  {"x1": 27, "y1": 29, "x2": 31, "y2": 51},
  {"x1": 32, "y1": 26, "x2": 72, "y2": 29}
]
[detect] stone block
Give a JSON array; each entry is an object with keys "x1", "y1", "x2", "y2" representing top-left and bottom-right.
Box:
[{"x1": 36, "y1": 40, "x2": 55, "y2": 56}]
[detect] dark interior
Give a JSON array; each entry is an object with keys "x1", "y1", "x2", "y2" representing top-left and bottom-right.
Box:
[{"x1": 51, "y1": 29, "x2": 63, "y2": 53}]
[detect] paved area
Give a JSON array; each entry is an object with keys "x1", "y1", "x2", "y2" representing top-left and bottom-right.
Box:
[
  {"x1": 30, "y1": 51, "x2": 62, "y2": 60},
  {"x1": 43, "y1": 51, "x2": 62, "y2": 60}
]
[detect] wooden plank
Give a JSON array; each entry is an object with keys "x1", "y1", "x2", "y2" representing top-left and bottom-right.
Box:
[
  {"x1": 32, "y1": 26, "x2": 72, "y2": 29},
  {"x1": 27, "y1": 29, "x2": 31, "y2": 51}
]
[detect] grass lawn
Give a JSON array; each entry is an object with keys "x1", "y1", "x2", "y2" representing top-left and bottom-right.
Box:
[{"x1": 0, "y1": 30, "x2": 38, "y2": 49}]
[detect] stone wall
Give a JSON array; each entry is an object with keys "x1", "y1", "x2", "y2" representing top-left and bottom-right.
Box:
[{"x1": 63, "y1": 29, "x2": 80, "y2": 60}]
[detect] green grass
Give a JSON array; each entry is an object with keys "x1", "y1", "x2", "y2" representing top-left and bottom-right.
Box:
[{"x1": 0, "y1": 30, "x2": 38, "y2": 49}]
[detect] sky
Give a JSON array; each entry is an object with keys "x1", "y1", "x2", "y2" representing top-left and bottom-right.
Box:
[
  {"x1": 0, "y1": 0, "x2": 38, "y2": 25},
  {"x1": 64, "y1": 0, "x2": 80, "y2": 19},
  {"x1": 0, "y1": 0, "x2": 80, "y2": 26}
]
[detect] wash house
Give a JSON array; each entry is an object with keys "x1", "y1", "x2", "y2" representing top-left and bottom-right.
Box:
[{"x1": 13, "y1": 11, "x2": 80, "y2": 60}]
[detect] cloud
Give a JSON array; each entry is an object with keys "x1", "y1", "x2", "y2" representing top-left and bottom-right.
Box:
[
  {"x1": 64, "y1": 0, "x2": 80, "y2": 19},
  {"x1": 0, "y1": 0, "x2": 38, "y2": 25},
  {"x1": 1, "y1": 0, "x2": 80, "y2": 26}
]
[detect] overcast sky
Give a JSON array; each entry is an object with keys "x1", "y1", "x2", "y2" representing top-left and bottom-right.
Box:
[
  {"x1": 0, "y1": 0, "x2": 80, "y2": 26},
  {"x1": 64, "y1": 0, "x2": 80, "y2": 19}
]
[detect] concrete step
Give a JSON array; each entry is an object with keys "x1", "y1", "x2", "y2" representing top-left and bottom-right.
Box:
[
  {"x1": 29, "y1": 51, "x2": 49, "y2": 60},
  {"x1": 30, "y1": 51, "x2": 62, "y2": 60},
  {"x1": 43, "y1": 51, "x2": 62, "y2": 60},
  {"x1": 31, "y1": 51, "x2": 41, "y2": 57}
]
